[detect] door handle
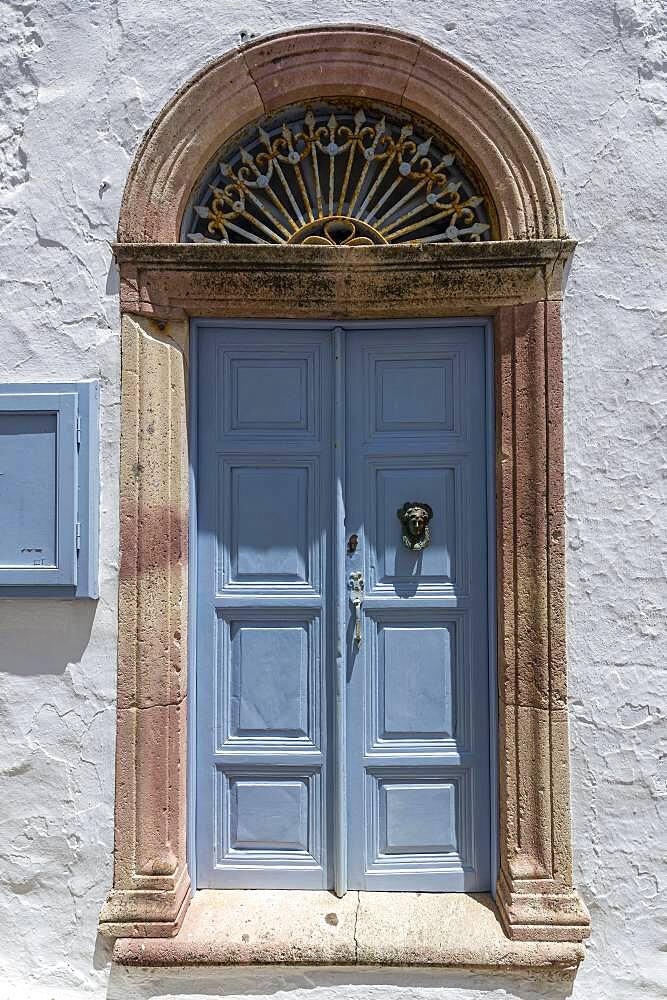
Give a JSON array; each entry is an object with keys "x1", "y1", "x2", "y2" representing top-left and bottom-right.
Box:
[{"x1": 349, "y1": 572, "x2": 364, "y2": 646}]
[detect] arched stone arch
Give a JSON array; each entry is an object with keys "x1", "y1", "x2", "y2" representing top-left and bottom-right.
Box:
[
  {"x1": 102, "y1": 25, "x2": 591, "y2": 967},
  {"x1": 118, "y1": 25, "x2": 564, "y2": 244}
]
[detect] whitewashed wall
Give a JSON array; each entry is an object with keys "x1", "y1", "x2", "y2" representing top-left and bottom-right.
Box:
[{"x1": 0, "y1": 1, "x2": 665, "y2": 998}]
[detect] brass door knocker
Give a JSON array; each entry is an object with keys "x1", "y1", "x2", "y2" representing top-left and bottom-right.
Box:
[{"x1": 397, "y1": 502, "x2": 433, "y2": 551}]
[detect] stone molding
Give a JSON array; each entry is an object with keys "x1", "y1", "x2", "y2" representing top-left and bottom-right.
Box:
[
  {"x1": 112, "y1": 890, "x2": 585, "y2": 971},
  {"x1": 99, "y1": 313, "x2": 191, "y2": 938},
  {"x1": 113, "y1": 240, "x2": 574, "y2": 321},
  {"x1": 100, "y1": 24, "x2": 591, "y2": 958},
  {"x1": 493, "y1": 301, "x2": 590, "y2": 942},
  {"x1": 117, "y1": 24, "x2": 564, "y2": 244}
]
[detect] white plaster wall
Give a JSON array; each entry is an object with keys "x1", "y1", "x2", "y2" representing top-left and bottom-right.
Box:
[{"x1": 0, "y1": 1, "x2": 664, "y2": 998}]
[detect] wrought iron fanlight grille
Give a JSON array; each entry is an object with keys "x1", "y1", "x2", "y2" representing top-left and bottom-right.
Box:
[{"x1": 184, "y1": 102, "x2": 492, "y2": 246}]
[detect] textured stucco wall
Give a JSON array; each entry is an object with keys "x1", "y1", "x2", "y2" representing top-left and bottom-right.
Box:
[{"x1": 0, "y1": 1, "x2": 665, "y2": 998}]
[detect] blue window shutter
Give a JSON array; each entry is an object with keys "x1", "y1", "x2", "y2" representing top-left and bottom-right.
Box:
[{"x1": 0, "y1": 382, "x2": 99, "y2": 598}]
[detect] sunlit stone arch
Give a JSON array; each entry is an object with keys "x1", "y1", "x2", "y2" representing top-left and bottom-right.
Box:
[{"x1": 118, "y1": 24, "x2": 564, "y2": 244}]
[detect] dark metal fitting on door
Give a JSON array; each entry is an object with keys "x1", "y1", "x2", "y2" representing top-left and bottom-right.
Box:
[
  {"x1": 348, "y1": 572, "x2": 364, "y2": 645},
  {"x1": 397, "y1": 502, "x2": 433, "y2": 551}
]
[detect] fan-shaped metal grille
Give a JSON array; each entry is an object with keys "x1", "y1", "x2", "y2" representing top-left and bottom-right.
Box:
[{"x1": 184, "y1": 103, "x2": 492, "y2": 246}]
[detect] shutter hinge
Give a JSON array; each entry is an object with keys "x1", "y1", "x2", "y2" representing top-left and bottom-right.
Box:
[
  {"x1": 76, "y1": 415, "x2": 81, "y2": 448},
  {"x1": 75, "y1": 521, "x2": 81, "y2": 554}
]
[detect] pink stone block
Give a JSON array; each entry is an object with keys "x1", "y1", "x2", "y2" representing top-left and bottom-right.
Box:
[{"x1": 243, "y1": 25, "x2": 420, "y2": 110}]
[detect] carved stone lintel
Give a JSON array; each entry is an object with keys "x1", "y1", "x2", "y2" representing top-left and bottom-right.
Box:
[{"x1": 113, "y1": 240, "x2": 573, "y2": 321}]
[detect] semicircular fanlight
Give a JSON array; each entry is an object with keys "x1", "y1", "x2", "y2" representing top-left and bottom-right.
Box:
[{"x1": 183, "y1": 102, "x2": 492, "y2": 246}]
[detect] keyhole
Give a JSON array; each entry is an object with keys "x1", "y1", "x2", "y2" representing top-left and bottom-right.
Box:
[{"x1": 347, "y1": 533, "x2": 358, "y2": 554}]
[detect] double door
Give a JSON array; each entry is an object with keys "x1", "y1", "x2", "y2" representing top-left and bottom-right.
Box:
[{"x1": 195, "y1": 321, "x2": 492, "y2": 892}]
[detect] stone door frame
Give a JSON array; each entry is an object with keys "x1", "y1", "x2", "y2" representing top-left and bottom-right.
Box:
[{"x1": 99, "y1": 24, "x2": 591, "y2": 945}]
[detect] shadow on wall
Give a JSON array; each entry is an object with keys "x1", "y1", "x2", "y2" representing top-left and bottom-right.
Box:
[
  {"x1": 0, "y1": 599, "x2": 96, "y2": 675},
  {"x1": 107, "y1": 965, "x2": 578, "y2": 1000}
]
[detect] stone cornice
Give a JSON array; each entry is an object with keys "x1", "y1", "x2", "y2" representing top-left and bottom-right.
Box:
[{"x1": 114, "y1": 240, "x2": 576, "y2": 319}]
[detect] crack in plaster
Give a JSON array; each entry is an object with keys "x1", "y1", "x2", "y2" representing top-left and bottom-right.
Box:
[
  {"x1": 612, "y1": 0, "x2": 667, "y2": 119},
  {"x1": 353, "y1": 890, "x2": 361, "y2": 963},
  {"x1": 120, "y1": 693, "x2": 187, "y2": 712}
]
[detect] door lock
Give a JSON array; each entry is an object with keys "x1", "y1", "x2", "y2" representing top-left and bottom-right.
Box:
[{"x1": 349, "y1": 572, "x2": 364, "y2": 646}]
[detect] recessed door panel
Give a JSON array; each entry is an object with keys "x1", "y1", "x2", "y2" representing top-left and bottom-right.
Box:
[
  {"x1": 232, "y1": 361, "x2": 308, "y2": 430},
  {"x1": 380, "y1": 622, "x2": 455, "y2": 741},
  {"x1": 228, "y1": 776, "x2": 310, "y2": 853},
  {"x1": 228, "y1": 464, "x2": 310, "y2": 584},
  {"x1": 381, "y1": 780, "x2": 458, "y2": 854},
  {"x1": 214, "y1": 767, "x2": 323, "y2": 881},
  {"x1": 375, "y1": 359, "x2": 454, "y2": 432},
  {"x1": 371, "y1": 462, "x2": 461, "y2": 591},
  {"x1": 235, "y1": 625, "x2": 306, "y2": 737},
  {"x1": 217, "y1": 339, "x2": 322, "y2": 440},
  {"x1": 365, "y1": 343, "x2": 466, "y2": 444},
  {"x1": 219, "y1": 614, "x2": 320, "y2": 749}
]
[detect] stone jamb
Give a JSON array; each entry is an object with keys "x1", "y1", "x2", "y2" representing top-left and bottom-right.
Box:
[{"x1": 99, "y1": 24, "x2": 591, "y2": 954}]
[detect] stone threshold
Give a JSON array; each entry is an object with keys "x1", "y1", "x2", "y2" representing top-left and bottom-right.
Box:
[{"x1": 113, "y1": 890, "x2": 585, "y2": 973}]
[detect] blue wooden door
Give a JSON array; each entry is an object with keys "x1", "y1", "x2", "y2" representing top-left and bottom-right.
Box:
[
  {"x1": 196, "y1": 322, "x2": 491, "y2": 892},
  {"x1": 345, "y1": 327, "x2": 491, "y2": 890},
  {"x1": 196, "y1": 327, "x2": 334, "y2": 888}
]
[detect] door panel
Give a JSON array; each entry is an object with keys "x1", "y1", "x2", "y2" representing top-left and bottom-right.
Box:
[
  {"x1": 379, "y1": 621, "x2": 454, "y2": 740},
  {"x1": 197, "y1": 329, "x2": 332, "y2": 889},
  {"x1": 378, "y1": 778, "x2": 459, "y2": 853},
  {"x1": 223, "y1": 460, "x2": 316, "y2": 589},
  {"x1": 346, "y1": 327, "x2": 490, "y2": 891},
  {"x1": 371, "y1": 461, "x2": 461, "y2": 589},
  {"x1": 222, "y1": 614, "x2": 319, "y2": 748}
]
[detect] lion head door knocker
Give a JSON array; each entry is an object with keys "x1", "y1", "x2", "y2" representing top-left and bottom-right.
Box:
[{"x1": 397, "y1": 502, "x2": 433, "y2": 551}]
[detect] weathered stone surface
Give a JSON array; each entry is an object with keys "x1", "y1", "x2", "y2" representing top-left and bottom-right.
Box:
[
  {"x1": 242, "y1": 24, "x2": 421, "y2": 110},
  {"x1": 114, "y1": 240, "x2": 572, "y2": 320},
  {"x1": 115, "y1": 889, "x2": 359, "y2": 965},
  {"x1": 113, "y1": 889, "x2": 585, "y2": 972},
  {"x1": 492, "y1": 301, "x2": 586, "y2": 937},
  {"x1": 355, "y1": 892, "x2": 584, "y2": 968},
  {"x1": 98, "y1": 314, "x2": 190, "y2": 938}
]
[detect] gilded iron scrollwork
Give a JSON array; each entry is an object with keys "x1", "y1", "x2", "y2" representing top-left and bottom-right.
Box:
[{"x1": 185, "y1": 103, "x2": 490, "y2": 246}]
